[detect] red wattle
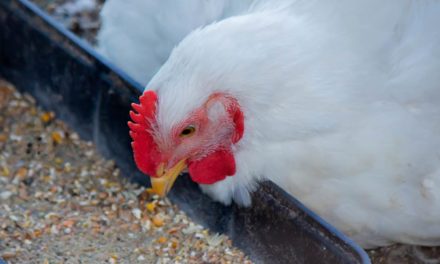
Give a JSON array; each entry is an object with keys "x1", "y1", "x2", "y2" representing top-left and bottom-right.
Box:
[{"x1": 188, "y1": 149, "x2": 236, "y2": 184}]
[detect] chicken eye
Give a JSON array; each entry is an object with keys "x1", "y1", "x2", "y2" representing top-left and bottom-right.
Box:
[{"x1": 180, "y1": 125, "x2": 196, "y2": 137}]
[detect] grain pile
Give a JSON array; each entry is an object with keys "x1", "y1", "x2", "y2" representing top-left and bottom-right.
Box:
[{"x1": 0, "y1": 80, "x2": 251, "y2": 263}]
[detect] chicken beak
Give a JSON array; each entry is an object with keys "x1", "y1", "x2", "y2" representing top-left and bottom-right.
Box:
[{"x1": 150, "y1": 159, "x2": 187, "y2": 197}]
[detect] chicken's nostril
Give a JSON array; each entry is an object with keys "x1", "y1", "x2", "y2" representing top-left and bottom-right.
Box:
[{"x1": 156, "y1": 163, "x2": 165, "y2": 177}]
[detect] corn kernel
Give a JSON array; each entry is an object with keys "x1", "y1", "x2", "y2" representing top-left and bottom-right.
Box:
[
  {"x1": 40, "y1": 112, "x2": 54, "y2": 123},
  {"x1": 145, "y1": 202, "x2": 156, "y2": 213},
  {"x1": 1, "y1": 166, "x2": 10, "y2": 177},
  {"x1": 15, "y1": 167, "x2": 27, "y2": 180},
  {"x1": 171, "y1": 240, "x2": 179, "y2": 249},
  {"x1": 152, "y1": 215, "x2": 164, "y2": 227},
  {"x1": 51, "y1": 131, "x2": 63, "y2": 144},
  {"x1": 33, "y1": 229, "x2": 42, "y2": 238},
  {"x1": 157, "y1": 236, "x2": 167, "y2": 244}
]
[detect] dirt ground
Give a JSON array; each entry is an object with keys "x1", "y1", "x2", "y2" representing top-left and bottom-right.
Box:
[{"x1": 11, "y1": 0, "x2": 440, "y2": 263}]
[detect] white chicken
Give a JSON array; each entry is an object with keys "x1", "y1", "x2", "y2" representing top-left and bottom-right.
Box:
[{"x1": 98, "y1": 0, "x2": 440, "y2": 248}]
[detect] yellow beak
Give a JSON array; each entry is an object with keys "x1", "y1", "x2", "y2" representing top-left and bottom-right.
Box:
[{"x1": 150, "y1": 159, "x2": 187, "y2": 197}]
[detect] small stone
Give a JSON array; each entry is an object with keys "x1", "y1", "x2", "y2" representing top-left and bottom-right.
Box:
[
  {"x1": 54, "y1": 157, "x2": 63, "y2": 164},
  {"x1": 62, "y1": 220, "x2": 75, "y2": 228},
  {"x1": 109, "y1": 254, "x2": 118, "y2": 264},
  {"x1": 131, "y1": 208, "x2": 142, "y2": 220},
  {"x1": 0, "y1": 191, "x2": 13, "y2": 200},
  {"x1": 50, "y1": 225, "x2": 59, "y2": 235},
  {"x1": 2, "y1": 251, "x2": 17, "y2": 260},
  {"x1": 98, "y1": 192, "x2": 108, "y2": 200}
]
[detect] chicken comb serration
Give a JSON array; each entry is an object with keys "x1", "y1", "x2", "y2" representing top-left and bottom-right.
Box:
[{"x1": 128, "y1": 90, "x2": 160, "y2": 176}]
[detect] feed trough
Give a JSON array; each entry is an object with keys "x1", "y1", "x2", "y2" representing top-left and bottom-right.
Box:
[{"x1": 0, "y1": 0, "x2": 370, "y2": 263}]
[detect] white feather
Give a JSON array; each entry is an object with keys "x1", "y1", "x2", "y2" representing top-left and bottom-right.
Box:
[{"x1": 98, "y1": 0, "x2": 440, "y2": 248}]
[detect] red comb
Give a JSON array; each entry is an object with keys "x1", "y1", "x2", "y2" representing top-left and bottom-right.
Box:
[{"x1": 128, "y1": 90, "x2": 161, "y2": 176}]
